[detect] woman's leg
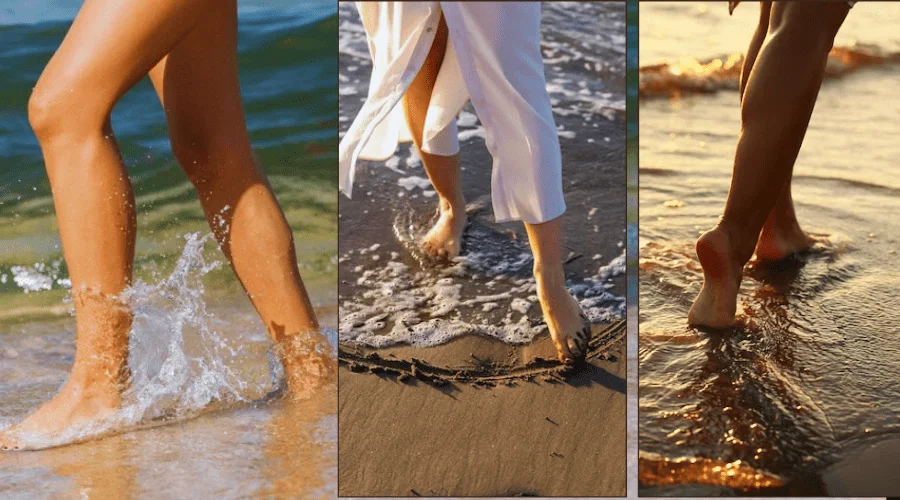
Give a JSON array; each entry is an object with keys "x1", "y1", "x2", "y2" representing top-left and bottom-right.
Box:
[
  {"x1": 403, "y1": 15, "x2": 467, "y2": 260},
  {"x1": 444, "y1": 3, "x2": 587, "y2": 363},
  {"x1": 407, "y1": 6, "x2": 587, "y2": 363},
  {"x1": 743, "y1": 3, "x2": 814, "y2": 262},
  {"x1": 146, "y1": 1, "x2": 333, "y2": 398},
  {"x1": 0, "y1": 0, "x2": 217, "y2": 449},
  {"x1": 524, "y1": 219, "x2": 590, "y2": 363},
  {"x1": 755, "y1": 184, "x2": 813, "y2": 261},
  {"x1": 688, "y1": 1, "x2": 850, "y2": 328},
  {"x1": 739, "y1": 2, "x2": 771, "y2": 101}
]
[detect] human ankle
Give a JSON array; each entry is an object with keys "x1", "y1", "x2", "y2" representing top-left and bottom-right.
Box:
[
  {"x1": 438, "y1": 195, "x2": 465, "y2": 217},
  {"x1": 710, "y1": 222, "x2": 754, "y2": 265},
  {"x1": 68, "y1": 356, "x2": 130, "y2": 392}
]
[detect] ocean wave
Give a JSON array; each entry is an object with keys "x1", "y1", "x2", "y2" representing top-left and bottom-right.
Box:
[{"x1": 640, "y1": 43, "x2": 900, "y2": 98}]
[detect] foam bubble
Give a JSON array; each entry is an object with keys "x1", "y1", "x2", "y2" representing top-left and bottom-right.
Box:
[{"x1": 340, "y1": 227, "x2": 625, "y2": 348}]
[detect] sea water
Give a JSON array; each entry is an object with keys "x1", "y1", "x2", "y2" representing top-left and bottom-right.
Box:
[
  {"x1": 638, "y1": 2, "x2": 900, "y2": 494},
  {"x1": 0, "y1": 0, "x2": 337, "y2": 496}
]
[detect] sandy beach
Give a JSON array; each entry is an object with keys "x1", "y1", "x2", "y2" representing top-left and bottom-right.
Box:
[
  {"x1": 338, "y1": 326, "x2": 626, "y2": 497},
  {"x1": 337, "y1": 3, "x2": 627, "y2": 495}
]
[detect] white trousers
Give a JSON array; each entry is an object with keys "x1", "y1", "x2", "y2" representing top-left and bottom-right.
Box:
[{"x1": 339, "y1": 2, "x2": 566, "y2": 224}]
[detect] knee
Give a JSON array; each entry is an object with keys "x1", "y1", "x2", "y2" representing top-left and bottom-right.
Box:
[
  {"x1": 169, "y1": 130, "x2": 255, "y2": 188},
  {"x1": 27, "y1": 78, "x2": 107, "y2": 144},
  {"x1": 170, "y1": 139, "x2": 219, "y2": 189},
  {"x1": 27, "y1": 84, "x2": 66, "y2": 143},
  {"x1": 169, "y1": 134, "x2": 209, "y2": 174}
]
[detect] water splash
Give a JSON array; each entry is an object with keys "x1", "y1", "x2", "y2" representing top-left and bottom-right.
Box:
[
  {"x1": 9, "y1": 261, "x2": 67, "y2": 293},
  {"x1": 3, "y1": 232, "x2": 334, "y2": 450}
]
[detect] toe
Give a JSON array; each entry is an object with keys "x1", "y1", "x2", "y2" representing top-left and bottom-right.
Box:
[
  {"x1": 567, "y1": 337, "x2": 582, "y2": 360},
  {"x1": 0, "y1": 433, "x2": 17, "y2": 451},
  {"x1": 575, "y1": 328, "x2": 589, "y2": 351},
  {"x1": 554, "y1": 337, "x2": 574, "y2": 364}
]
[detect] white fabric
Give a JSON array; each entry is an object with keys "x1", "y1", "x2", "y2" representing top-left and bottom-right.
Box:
[{"x1": 339, "y1": 1, "x2": 566, "y2": 224}]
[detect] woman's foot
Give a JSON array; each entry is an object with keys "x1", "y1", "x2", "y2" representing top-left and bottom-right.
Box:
[
  {"x1": 420, "y1": 198, "x2": 468, "y2": 260},
  {"x1": 0, "y1": 376, "x2": 122, "y2": 450},
  {"x1": 754, "y1": 217, "x2": 814, "y2": 262},
  {"x1": 0, "y1": 291, "x2": 132, "y2": 450},
  {"x1": 688, "y1": 227, "x2": 745, "y2": 329},
  {"x1": 535, "y1": 266, "x2": 590, "y2": 364}
]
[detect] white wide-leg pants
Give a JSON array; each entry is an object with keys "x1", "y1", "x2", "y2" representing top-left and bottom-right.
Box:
[{"x1": 339, "y1": 1, "x2": 566, "y2": 224}]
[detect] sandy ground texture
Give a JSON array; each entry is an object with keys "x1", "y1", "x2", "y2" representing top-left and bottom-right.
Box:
[
  {"x1": 338, "y1": 326, "x2": 626, "y2": 497},
  {"x1": 337, "y1": 116, "x2": 627, "y2": 496}
]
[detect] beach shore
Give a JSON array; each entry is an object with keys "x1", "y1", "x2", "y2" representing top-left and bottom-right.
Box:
[
  {"x1": 338, "y1": 328, "x2": 626, "y2": 497},
  {"x1": 337, "y1": 4, "x2": 627, "y2": 495}
]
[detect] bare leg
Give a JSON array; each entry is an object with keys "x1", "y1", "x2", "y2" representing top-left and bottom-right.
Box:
[
  {"x1": 688, "y1": 2, "x2": 849, "y2": 328},
  {"x1": 403, "y1": 15, "x2": 467, "y2": 260},
  {"x1": 743, "y1": 3, "x2": 814, "y2": 262},
  {"x1": 525, "y1": 218, "x2": 590, "y2": 364},
  {"x1": 403, "y1": 14, "x2": 586, "y2": 362},
  {"x1": 146, "y1": 2, "x2": 333, "y2": 399},
  {"x1": 739, "y1": 2, "x2": 771, "y2": 102},
  {"x1": 0, "y1": 0, "x2": 217, "y2": 450},
  {"x1": 754, "y1": 184, "x2": 815, "y2": 261}
]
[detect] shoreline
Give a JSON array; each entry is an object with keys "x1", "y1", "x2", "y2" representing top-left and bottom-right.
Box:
[{"x1": 338, "y1": 325, "x2": 626, "y2": 497}]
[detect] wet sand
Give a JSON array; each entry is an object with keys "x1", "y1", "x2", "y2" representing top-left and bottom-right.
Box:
[
  {"x1": 337, "y1": 333, "x2": 626, "y2": 497},
  {"x1": 639, "y1": 3, "x2": 900, "y2": 496},
  {"x1": 823, "y1": 438, "x2": 900, "y2": 497}
]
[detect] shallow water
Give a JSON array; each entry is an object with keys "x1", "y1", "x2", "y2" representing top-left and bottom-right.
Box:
[
  {"x1": 0, "y1": 233, "x2": 338, "y2": 493},
  {"x1": 338, "y1": 1, "x2": 627, "y2": 348},
  {"x1": 639, "y1": 2, "x2": 900, "y2": 495},
  {"x1": 0, "y1": 388, "x2": 336, "y2": 499},
  {"x1": 0, "y1": 0, "x2": 338, "y2": 495}
]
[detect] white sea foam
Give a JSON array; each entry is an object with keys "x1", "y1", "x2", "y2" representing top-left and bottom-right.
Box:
[
  {"x1": 397, "y1": 176, "x2": 432, "y2": 192},
  {"x1": 340, "y1": 235, "x2": 625, "y2": 348}
]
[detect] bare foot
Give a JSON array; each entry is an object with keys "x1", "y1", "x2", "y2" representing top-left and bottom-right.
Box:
[
  {"x1": 420, "y1": 199, "x2": 467, "y2": 260},
  {"x1": 754, "y1": 218, "x2": 814, "y2": 262},
  {"x1": 688, "y1": 227, "x2": 745, "y2": 329},
  {"x1": 536, "y1": 267, "x2": 590, "y2": 364},
  {"x1": 279, "y1": 332, "x2": 337, "y2": 401},
  {"x1": 1, "y1": 291, "x2": 131, "y2": 450},
  {"x1": 0, "y1": 377, "x2": 121, "y2": 451}
]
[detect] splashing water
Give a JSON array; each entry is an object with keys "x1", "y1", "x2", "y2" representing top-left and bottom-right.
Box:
[{"x1": 3, "y1": 232, "x2": 336, "y2": 450}]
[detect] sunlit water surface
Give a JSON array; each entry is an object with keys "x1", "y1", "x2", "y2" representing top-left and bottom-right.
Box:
[{"x1": 639, "y1": 2, "x2": 900, "y2": 495}]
